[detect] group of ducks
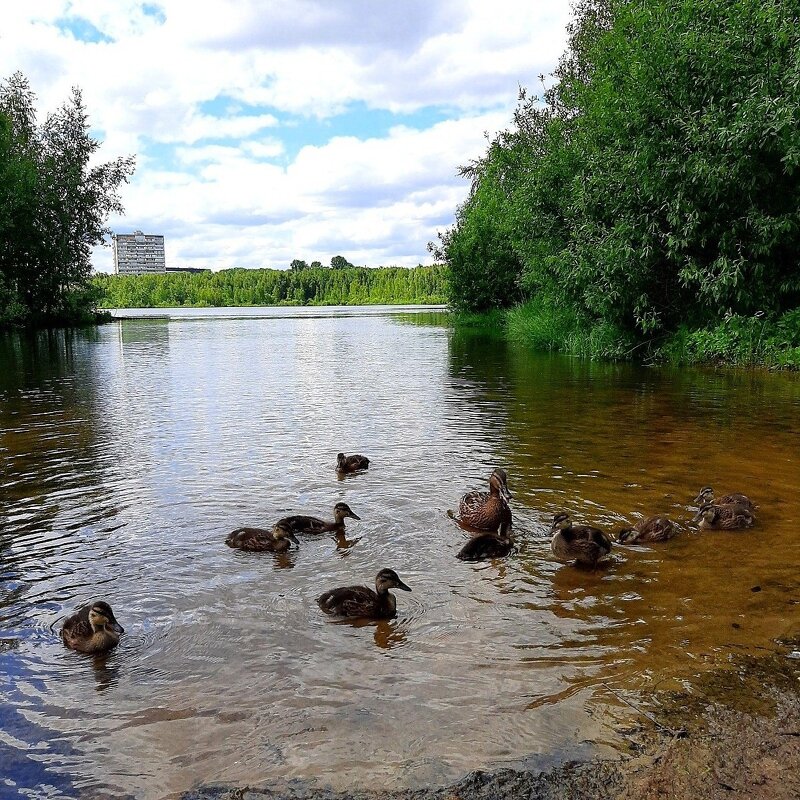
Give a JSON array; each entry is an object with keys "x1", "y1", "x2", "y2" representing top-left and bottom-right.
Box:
[{"x1": 60, "y1": 456, "x2": 756, "y2": 655}]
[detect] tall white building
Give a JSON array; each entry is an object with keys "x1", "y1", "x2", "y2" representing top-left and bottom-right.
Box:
[{"x1": 112, "y1": 231, "x2": 166, "y2": 275}]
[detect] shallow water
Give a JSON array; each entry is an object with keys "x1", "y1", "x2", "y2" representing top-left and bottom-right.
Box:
[{"x1": 1, "y1": 306, "x2": 799, "y2": 799}]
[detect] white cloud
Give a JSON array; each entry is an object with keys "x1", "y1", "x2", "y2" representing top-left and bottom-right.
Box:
[{"x1": 1, "y1": 1, "x2": 572, "y2": 272}]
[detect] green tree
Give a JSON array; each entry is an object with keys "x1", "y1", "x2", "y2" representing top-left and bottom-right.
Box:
[
  {"x1": 330, "y1": 255, "x2": 354, "y2": 269},
  {"x1": 290, "y1": 258, "x2": 308, "y2": 271},
  {"x1": 0, "y1": 71, "x2": 135, "y2": 326}
]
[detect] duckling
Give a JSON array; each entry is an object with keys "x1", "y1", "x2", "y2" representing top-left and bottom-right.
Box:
[
  {"x1": 551, "y1": 513, "x2": 613, "y2": 566},
  {"x1": 457, "y1": 468, "x2": 512, "y2": 531},
  {"x1": 61, "y1": 601, "x2": 124, "y2": 654},
  {"x1": 694, "y1": 486, "x2": 756, "y2": 510},
  {"x1": 336, "y1": 453, "x2": 370, "y2": 473},
  {"x1": 276, "y1": 502, "x2": 360, "y2": 535},
  {"x1": 317, "y1": 568, "x2": 411, "y2": 619},
  {"x1": 693, "y1": 503, "x2": 754, "y2": 530},
  {"x1": 616, "y1": 516, "x2": 679, "y2": 544},
  {"x1": 457, "y1": 521, "x2": 514, "y2": 561},
  {"x1": 226, "y1": 523, "x2": 299, "y2": 552}
]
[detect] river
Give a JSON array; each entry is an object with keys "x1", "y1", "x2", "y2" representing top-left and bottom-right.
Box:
[{"x1": 1, "y1": 305, "x2": 798, "y2": 798}]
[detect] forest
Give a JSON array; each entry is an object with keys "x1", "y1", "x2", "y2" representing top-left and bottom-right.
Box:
[
  {"x1": 435, "y1": 0, "x2": 800, "y2": 366},
  {"x1": 93, "y1": 265, "x2": 448, "y2": 308}
]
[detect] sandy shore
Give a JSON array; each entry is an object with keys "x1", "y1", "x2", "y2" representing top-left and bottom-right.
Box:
[{"x1": 183, "y1": 637, "x2": 800, "y2": 800}]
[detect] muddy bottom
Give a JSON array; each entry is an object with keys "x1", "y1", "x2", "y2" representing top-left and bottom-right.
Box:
[{"x1": 183, "y1": 637, "x2": 800, "y2": 800}]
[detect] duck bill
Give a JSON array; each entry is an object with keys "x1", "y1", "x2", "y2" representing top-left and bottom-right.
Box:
[
  {"x1": 287, "y1": 531, "x2": 300, "y2": 546},
  {"x1": 111, "y1": 621, "x2": 125, "y2": 634},
  {"x1": 396, "y1": 580, "x2": 412, "y2": 592},
  {"x1": 501, "y1": 485, "x2": 512, "y2": 501},
  {"x1": 347, "y1": 511, "x2": 361, "y2": 520}
]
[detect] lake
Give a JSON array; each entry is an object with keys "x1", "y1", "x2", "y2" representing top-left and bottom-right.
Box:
[{"x1": 1, "y1": 305, "x2": 798, "y2": 799}]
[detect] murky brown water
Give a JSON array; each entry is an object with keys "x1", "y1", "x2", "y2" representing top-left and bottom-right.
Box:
[{"x1": 1, "y1": 306, "x2": 799, "y2": 799}]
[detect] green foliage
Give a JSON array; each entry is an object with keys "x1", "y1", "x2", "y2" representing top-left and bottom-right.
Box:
[
  {"x1": 658, "y1": 308, "x2": 800, "y2": 368},
  {"x1": 0, "y1": 72, "x2": 135, "y2": 327},
  {"x1": 93, "y1": 265, "x2": 449, "y2": 308},
  {"x1": 440, "y1": 0, "x2": 800, "y2": 358},
  {"x1": 330, "y1": 255, "x2": 355, "y2": 269}
]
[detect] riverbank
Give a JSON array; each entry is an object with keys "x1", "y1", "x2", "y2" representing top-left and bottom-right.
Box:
[
  {"x1": 183, "y1": 637, "x2": 800, "y2": 800},
  {"x1": 457, "y1": 301, "x2": 800, "y2": 369}
]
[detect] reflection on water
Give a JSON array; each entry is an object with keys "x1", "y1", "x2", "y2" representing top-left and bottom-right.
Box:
[{"x1": 1, "y1": 308, "x2": 799, "y2": 798}]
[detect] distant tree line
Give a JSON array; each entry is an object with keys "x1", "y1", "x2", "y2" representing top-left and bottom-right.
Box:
[
  {"x1": 93, "y1": 265, "x2": 448, "y2": 308},
  {"x1": 0, "y1": 72, "x2": 135, "y2": 327},
  {"x1": 435, "y1": 0, "x2": 800, "y2": 362},
  {"x1": 290, "y1": 255, "x2": 355, "y2": 270}
]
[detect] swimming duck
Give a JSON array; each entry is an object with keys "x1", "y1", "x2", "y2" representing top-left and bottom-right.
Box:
[
  {"x1": 551, "y1": 513, "x2": 613, "y2": 566},
  {"x1": 693, "y1": 503, "x2": 754, "y2": 530},
  {"x1": 616, "y1": 516, "x2": 679, "y2": 544},
  {"x1": 275, "y1": 502, "x2": 360, "y2": 535},
  {"x1": 317, "y1": 568, "x2": 411, "y2": 619},
  {"x1": 457, "y1": 468, "x2": 512, "y2": 531},
  {"x1": 457, "y1": 521, "x2": 514, "y2": 561},
  {"x1": 694, "y1": 486, "x2": 756, "y2": 510},
  {"x1": 61, "y1": 601, "x2": 124, "y2": 654},
  {"x1": 226, "y1": 523, "x2": 299, "y2": 552},
  {"x1": 336, "y1": 453, "x2": 370, "y2": 473}
]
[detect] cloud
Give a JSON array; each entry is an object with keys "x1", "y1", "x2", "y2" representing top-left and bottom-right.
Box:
[{"x1": 3, "y1": 1, "x2": 572, "y2": 272}]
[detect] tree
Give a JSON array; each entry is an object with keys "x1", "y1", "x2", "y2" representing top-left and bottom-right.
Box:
[
  {"x1": 330, "y1": 255, "x2": 354, "y2": 269},
  {"x1": 0, "y1": 72, "x2": 135, "y2": 326},
  {"x1": 290, "y1": 258, "x2": 308, "y2": 271},
  {"x1": 310, "y1": 260, "x2": 322, "y2": 269}
]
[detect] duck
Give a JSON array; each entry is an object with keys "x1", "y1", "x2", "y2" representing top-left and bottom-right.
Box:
[
  {"x1": 616, "y1": 515, "x2": 679, "y2": 544},
  {"x1": 694, "y1": 486, "x2": 756, "y2": 510},
  {"x1": 693, "y1": 503, "x2": 755, "y2": 530},
  {"x1": 61, "y1": 601, "x2": 124, "y2": 654},
  {"x1": 457, "y1": 521, "x2": 514, "y2": 561},
  {"x1": 336, "y1": 453, "x2": 370, "y2": 473},
  {"x1": 317, "y1": 568, "x2": 411, "y2": 619},
  {"x1": 550, "y1": 513, "x2": 613, "y2": 566},
  {"x1": 226, "y1": 523, "x2": 299, "y2": 552},
  {"x1": 457, "y1": 468, "x2": 512, "y2": 531},
  {"x1": 275, "y1": 502, "x2": 360, "y2": 535}
]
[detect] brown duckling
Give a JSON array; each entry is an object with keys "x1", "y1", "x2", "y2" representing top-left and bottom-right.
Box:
[
  {"x1": 616, "y1": 516, "x2": 679, "y2": 544},
  {"x1": 457, "y1": 521, "x2": 514, "y2": 561},
  {"x1": 457, "y1": 468, "x2": 512, "y2": 531},
  {"x1": 693, "y1": 503, "x2": 754, "y2": 530},
  {"x1": 276, "y1": 502, "x2": 360, "y2": 535},
  {"x1": 551, "y1": 513, "x2": 613, "y2": 566},
  {"x1": 61, "y1": 601, "x2": 124, "y2": 654},
  {"x1": 694, "y1": 486, "x2": 756, "y2": 510},
  {"x1": 336, "y1": 453, "x2": 370, "y2": 473},
  {"x1": 317, "y1": 568, "x2": 411, "y2": 619},
  {"x1": 226, "y1": 523, "x2": 299, "y2": 552}
]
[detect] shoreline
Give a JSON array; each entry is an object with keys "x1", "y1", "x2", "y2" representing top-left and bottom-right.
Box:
[{"x1": 183, "y1": 637, "x2": 800, "y2": 800}]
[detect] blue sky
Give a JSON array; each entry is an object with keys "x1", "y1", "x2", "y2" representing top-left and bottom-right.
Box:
[{"x1": 2, "y1": 1, "x2": 571, "y2": 271}]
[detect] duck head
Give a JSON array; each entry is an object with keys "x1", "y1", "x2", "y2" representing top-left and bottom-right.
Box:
[
  {"x1": 694, "y1": 486, "x2": 714, "y2": 505},
  {"x1": 89, "y1": 601, "x2": 124, "y2": 634},
  {"x1": 334, "y1": 502, "x2": 361, "y2": 523},
  {"x1": 551, "y1": 513, "x2": 571, "y2": 532},
  {"x1": 375, "y1": 568, "x2": 411, "y2": 594},
  {"x1": 489, "y1": 468, "x2": 512, "y2": 501}
]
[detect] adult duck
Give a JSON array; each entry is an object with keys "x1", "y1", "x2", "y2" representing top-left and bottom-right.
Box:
[
  {"x1": 457, "y1": 468, "x2": 512, "y2": 531},
  {"x1": 457, "y1": 521, "x2": 514, "y2": 561},
  {"x1": 226, "y1": 523, "x2": 299, "y2": 552},
  {"x1": 61, "y1": 601, "x2": 124, "y2": 654},
  {"x1": 317, "y1": 568, "x2": 411, "y2": 619},
  {"x1": 616, "y1": 515, "x2": 679, "y2": 544},
  {"x1": 336, "y1": 453, "x2": 370, "y2": 473},
  {"x1": 694, "y1": 486, "x2": 756, "y2": 510},
  {"x1": 693, "y1": 503, "x2": 754, "y2": 530},
  {"x1": 276, "y1": 502, "x2": 360, "y2": 535},
  {"x1": 551, "y1": 513, "x2": 613, "y2": 566}
]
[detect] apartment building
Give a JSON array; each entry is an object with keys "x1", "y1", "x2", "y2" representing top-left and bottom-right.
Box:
[{"x1": 112, "y1": 231, "x2": 166, "y2": 275}]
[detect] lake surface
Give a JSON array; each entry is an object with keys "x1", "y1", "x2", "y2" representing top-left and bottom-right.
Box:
[{"x1": 1, "y1": 305, "x2": 799, "y2": 799}]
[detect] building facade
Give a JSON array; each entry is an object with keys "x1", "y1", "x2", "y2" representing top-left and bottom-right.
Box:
[{"x1": 112, "y1": 231, "x2": 166, "y2": 275}]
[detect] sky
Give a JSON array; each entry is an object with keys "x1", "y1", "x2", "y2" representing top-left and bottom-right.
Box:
[{"x1": 1, "y1": 1, "x2": 572, "y2": 272}]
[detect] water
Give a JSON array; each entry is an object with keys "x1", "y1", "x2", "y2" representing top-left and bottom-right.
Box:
[{"x1": 1, "y1": 306, "x2": 799, "y2": 799}]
